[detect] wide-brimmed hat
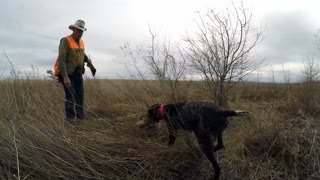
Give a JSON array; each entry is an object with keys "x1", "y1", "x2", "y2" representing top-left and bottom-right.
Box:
[{"x1": 69, "y1": 20, "x2": 87, "y2": 32}]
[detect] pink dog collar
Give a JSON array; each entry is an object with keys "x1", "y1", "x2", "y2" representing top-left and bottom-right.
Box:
[
  {"x1": 158, "y1": 104, "x2": 164, "y2": 117},
  {"x1": 158, "y1": 104, "x2": 168, "y2": 122}
]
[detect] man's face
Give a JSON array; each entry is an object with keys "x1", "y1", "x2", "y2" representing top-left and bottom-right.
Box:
[{"x1": 73, "y1": 28, "x2": 84, "y2": 40}]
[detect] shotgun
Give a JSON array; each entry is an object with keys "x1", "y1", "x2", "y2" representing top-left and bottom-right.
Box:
[{"x1": 87, "y1": 61, "x2": 96, "y2": 77}]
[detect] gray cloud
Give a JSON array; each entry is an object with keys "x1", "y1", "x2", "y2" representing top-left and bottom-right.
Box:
[
  {"x1": 0, "y1": 0, "x2": 148, "y2": 79},
  {"x1": 258, "y1": 11, "x2": 320, "y2": 65},
  {"x1": 2, "y1": 0, "x2": 320, "y2": 81}
]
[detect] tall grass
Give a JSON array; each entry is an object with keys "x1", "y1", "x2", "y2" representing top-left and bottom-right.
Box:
[{"x1": 0, "y1": 78, "x2": 319, "y2": 179}]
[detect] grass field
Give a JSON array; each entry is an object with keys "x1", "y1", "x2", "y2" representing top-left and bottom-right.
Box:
[{"x1": 0, "y1": 78, "x2": 319, "y2": 179}]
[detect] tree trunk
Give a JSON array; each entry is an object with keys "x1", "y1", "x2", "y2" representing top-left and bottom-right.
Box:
[{"x1": 215, "y1": 80, "x2": 227, "y2": 107}]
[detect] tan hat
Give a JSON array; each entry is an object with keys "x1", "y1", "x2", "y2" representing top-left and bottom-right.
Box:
[{"x1": 69, "y1": 20, "x2": 87, "y2": 31}]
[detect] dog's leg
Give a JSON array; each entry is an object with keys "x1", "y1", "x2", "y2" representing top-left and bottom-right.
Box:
[
  {"x1": 168, "y1": 133, "x2": 177, "y2": 146},
  {"x1": 167, "y1": 126, "x2": 177, "y2": 146},
  {"x1": 195, "y1": 132, "x2": 221, "y2": 180},
  {"x1": 214, "y1": 132, "x2": 224, "y2": 152}
]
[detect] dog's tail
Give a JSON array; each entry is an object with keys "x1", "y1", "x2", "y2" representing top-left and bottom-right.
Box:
[{"x1": 218, "y1": 110, "x2": 249, "y2": 117}]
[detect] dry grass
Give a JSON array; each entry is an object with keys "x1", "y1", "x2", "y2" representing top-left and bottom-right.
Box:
[{"x1": 0, "y1": 79, "x2": 319, "y2": 179}]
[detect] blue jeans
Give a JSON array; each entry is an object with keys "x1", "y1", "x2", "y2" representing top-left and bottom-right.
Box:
[{"x1": 63, "y1": 75, "x2": 84, "y2": 119}]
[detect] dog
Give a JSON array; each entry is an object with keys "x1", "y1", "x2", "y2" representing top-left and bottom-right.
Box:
[{"x1": 136, "y1": 102, "x2": 249, "y2": 180}]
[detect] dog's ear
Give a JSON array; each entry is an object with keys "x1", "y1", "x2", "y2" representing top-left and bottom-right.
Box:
[{"x1": 148, "y1": 104, "x2": 160, "y2": 122}]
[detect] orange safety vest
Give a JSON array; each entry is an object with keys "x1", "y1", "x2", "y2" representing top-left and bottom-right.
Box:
[{"x1": 54, "y1": 36, "x2": 84, "y2": 76}]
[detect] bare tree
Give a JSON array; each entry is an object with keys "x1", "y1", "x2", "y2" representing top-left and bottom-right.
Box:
[
  {"x1": 184, "y1": 3, "x2": 263, "y2": 107},
  {"x1": 120, "y1": 27, "x2": 188, "y2": 104},
  {"x1": 301, "y1": 56, "x2": 320, "y2": 82},
  {"x1": 144, "y1": 28, "x2": 187, "y2": 103}
]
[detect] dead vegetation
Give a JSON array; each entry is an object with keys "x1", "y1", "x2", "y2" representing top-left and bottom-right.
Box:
[{"x1": 0, "y1": 79, "x2": 319, "y2": 179}]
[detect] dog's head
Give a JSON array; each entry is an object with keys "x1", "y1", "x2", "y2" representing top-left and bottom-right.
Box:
[
  {"x1": 136, "y1": 104, "x2": 162, "y2": 129},
  {"x1": 135, "y1": 115, "x2": 152, "y2": 129}
]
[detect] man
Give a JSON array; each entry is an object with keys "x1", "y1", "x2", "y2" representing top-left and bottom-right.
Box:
[{"x1": 58, "y1": 19, "x2": 92, "y2": 124}]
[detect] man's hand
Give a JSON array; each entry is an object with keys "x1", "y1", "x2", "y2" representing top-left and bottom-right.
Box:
[{"x1": 63, "y1": 76, "x2": 71, "y2": 88}]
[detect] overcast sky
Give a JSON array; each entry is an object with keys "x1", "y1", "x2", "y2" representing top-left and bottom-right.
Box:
[{"x1": 1, "y1": 0, "x2": 320, "y2": 82}]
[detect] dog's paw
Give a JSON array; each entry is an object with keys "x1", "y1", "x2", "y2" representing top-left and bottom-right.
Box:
[
  {"x1": 214, "y1": 144, "x2": 224, "y2": 152},
  {"x1": 235, "y1": 110, "x2": 249, "y2": 116},
  {"x1": 168, "y1": 143, "x2": 174, "y2": 148}
]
